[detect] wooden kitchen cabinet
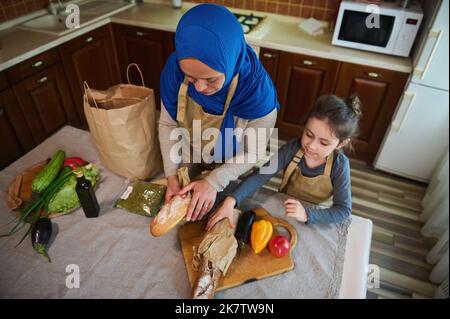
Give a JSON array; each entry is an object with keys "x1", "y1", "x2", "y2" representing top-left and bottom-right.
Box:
[
  {"x1": 334, "y1": 62, "x2": 409, "y2": 163},
  {"x1": 272, "y1": 50, "x2": 341, "y2": 139},
  {"x1": 59, "y1": 24, "x2": 121, "y2": 124},
  {"x1": 6, "y1": 49, "x2": 60, "y2": 85},
  {"x1": 260, "y1": 48, "x2": 280, "y2": 84},
  {"x1": 0, "y1": 88, "x2": 35, "y2": 169},
  {"x1": 261, "y1": 48, "x2": 409, "y2": 164},
  {"x1": 1, "y1": 72, "x2": 10, "y2": 91},
  {"x1": 113, "y1": 24, "x2": 175, "y2": 108},
  {"x1": 13, "y1": 63, "x2": 79, "y2": 145},
  {"x1": 2, "y1": 48, "x2": 77, "y2": 168}
]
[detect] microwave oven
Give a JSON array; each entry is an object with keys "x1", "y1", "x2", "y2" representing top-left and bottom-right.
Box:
[{"x1": 332, "y1": 0, "x2": 423, "y2": 57}]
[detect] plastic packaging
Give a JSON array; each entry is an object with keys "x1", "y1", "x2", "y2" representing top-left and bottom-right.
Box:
[{"x1": 114, "y1": 180, "x2": 166, "y2": 217}]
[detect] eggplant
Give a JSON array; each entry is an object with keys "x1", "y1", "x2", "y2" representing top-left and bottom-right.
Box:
[
  {"x1": 234, "y1": 210, "x2": 256, "y2": 258},
  {"x1": 31, "y1": 218, "x2": 52, "y2": 262}
]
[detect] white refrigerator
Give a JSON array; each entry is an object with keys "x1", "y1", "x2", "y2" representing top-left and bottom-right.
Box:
[{"x1": 374, "y1": 0, "x2": 449, "y2": 183}]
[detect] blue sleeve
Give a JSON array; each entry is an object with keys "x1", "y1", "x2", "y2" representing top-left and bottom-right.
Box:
[
  {"x1": 230, "y1": 139, "x2": 301, "y2": 206},
  {"x1": 305, "y1": 153, "x2": 352, "y2": 224}
]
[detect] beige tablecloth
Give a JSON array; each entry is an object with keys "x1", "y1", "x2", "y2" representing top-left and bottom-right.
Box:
[{"x1": 0, "y1": 126, "x2": 348, "y2": 298}]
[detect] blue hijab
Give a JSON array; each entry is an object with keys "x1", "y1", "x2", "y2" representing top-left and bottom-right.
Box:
[{"x1": 160, "y1": 4, "x2": 279, "y2": 160}]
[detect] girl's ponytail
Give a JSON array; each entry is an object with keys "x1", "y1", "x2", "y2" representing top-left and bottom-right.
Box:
[{"x1": 345, "y1": 96, "x2": 362, "y2": 118}]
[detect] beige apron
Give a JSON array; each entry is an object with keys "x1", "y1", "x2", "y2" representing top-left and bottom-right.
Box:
[
  {"x1": 176, "y1": 74, "x2": 239, "y2": 167},
  {"x1": 279, "y1": 148, "x2": 334, "y2": 205}
]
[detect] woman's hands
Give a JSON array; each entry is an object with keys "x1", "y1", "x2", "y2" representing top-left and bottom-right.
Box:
[
  {"x1": 206, "y1": 197, "x2": 237, "y2": 231},
  {"x1": 284, "y1": 198, "x2": 308, "y2": 223},
  {"x1": 179, "y1": 179, "x2": 217, "y2": 222},
  {"x1": 165, "y1": 175, "x2": 181, "y2": 203}
]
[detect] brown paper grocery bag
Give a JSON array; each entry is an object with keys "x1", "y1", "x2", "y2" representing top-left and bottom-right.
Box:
[{"x1": 83, "y1": 63, "x2": 162, "y2": 180}]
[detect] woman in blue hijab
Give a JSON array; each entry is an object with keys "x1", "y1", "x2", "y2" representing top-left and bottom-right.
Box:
[{"x1": 159, "y1": 3, "x2": 279, "y2": 222}]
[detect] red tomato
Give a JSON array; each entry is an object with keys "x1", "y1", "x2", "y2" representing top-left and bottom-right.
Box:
[
  {"x1": 63, "y1": 157, "x2": 87, "y2": 170},
  {"x1": 268, "y1": 235, "x2": 290, "y2": 258}
]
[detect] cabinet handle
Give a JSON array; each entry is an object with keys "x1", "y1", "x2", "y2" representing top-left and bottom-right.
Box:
[
  {"x1": 135, "y1": 31, "x2": 147, "y2": 37},
  {"x1": 367, "y1": 72, "x2": 381, "y2": 78},
  {"x1": 302, "y1": 60, "x2": 316, "y2": 66},
  {"x1": 392, "y1": 92, "x2": 416, "y2": 133},
  {"x1": 32, "y1": 60, "x2": 43, "y2": 68},
  {"x1": 85, "y1": 36, "x2": 93, "y2": 43},
  {"x1": 262, "y1": 52, "x2": 277, "y2": 59},
  {"x1": 36, "y1": 76, "x2": 48, "y2": 84}
]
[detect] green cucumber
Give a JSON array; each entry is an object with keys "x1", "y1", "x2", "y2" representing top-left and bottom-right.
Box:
[{"x1": 31, "y1": 150, "x2": 65, "y2": 193}]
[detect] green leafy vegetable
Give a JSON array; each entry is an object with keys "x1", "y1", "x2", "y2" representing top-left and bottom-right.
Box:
[
  {"x1": 1, "y1": 166, "x2": 74, "y2": 244},
  {"x1": 46, "y1": 164, "x2": 100, "y2": 213}
]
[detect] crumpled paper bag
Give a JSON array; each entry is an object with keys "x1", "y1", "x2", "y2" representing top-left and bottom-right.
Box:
[
  {"x1": 191, "y1": 209, "x2": 241, "y2": 298},
  {"x1": 192, "y1": 209, "x2": 240, "y2": 275}
]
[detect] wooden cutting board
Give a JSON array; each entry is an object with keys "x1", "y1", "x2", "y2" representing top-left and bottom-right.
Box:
[
  {"x1": 5, "y1": 160, "x2": 76, "y2": 218},
  {"x1": 5, "y1": 161, "x2": 47, "y2": 211},
  {"x1": 179, "y1": 207, "x2": 298, "y2": 292}
]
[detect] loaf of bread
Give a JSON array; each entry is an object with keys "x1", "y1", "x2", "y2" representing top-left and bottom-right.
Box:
[
  {"x1": 150, "y1": 194, "x2": 191, "y2": 237},
  {"x1": 192, "y1": 256, "x2": 222, "y2": 299}
]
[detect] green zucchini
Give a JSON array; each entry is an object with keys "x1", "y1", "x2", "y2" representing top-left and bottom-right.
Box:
[{"x1": 31, "y1": 150, "x2": 65, "y2": 193}]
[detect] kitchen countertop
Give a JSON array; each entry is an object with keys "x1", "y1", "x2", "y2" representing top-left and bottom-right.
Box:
[{"x1": 0, "y1": 0, "x2": 413, "y2": 73}]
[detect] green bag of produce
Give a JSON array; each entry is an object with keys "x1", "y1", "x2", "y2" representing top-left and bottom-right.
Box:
[{"x1": 115, "y1": 181, "x2": 166, "y2": 217}]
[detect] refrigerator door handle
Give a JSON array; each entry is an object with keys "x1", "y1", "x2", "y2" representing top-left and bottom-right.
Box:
[
  {"x1": 414, "y1": 29, "x2": 444, "y2": 80},
  {"x1": 392, "y1": 92, "x2": 416, "y2": 132}
]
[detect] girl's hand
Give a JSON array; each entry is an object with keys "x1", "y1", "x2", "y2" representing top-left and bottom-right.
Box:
[
  {"x1": 165, "y1": 175, "x2": 181, "y2": 203},
  {"x1": 284, "y1": 198, "x2": 308, "y2": 223},
  {"x1": 206, "y1": 197, "x2": 237, "y2": 231},
  {"x1": 179, "y1": 179, "x2": 217, "y2": 221}
]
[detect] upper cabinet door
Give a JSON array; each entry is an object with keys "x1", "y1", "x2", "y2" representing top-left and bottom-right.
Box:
[
  {"x1": 275, "y1": 51, "x2": 340, "y2": 139},
  {"x1": 335, "y1": 62, "x2": 409, "y2": 164},
  {"x1": 59, "y1": 25, "x2": 121, "y2": 124},
  {"x1": 113, "y1": 24, "x2": 175, "y2": 108},
  {"x1": 13, "y1": 63, "x2": 79, "y2": 145}
]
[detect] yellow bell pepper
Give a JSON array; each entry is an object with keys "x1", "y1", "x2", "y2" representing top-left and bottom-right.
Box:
[{"x1": 250, "y1": 219, "x2": 273, "y2": 254}]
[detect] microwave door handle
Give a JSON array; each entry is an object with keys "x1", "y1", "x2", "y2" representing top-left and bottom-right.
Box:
[
  {"x1": 414, "y1": 29, "x2": 444, "y2": 80},
  {"x1": 392, "y1": 92, "x2": 416, "y2": 132}
]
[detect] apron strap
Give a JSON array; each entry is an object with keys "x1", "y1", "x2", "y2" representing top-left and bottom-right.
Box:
[
  {"x1": 223, "y1": 74, "x2": 239, "y2": 115},
  {"x1": 176, "y1": 78, "x2": 190, "y2": 123},
  {"x1": 279, "y1": 147, "x2": 304, "y2": 192},
  {"x1": 323, "y1": 152, "x2": 334, "y2": 176},
  {"x1": 176, "y1": 74, "x2": 240, "y2": 123}
]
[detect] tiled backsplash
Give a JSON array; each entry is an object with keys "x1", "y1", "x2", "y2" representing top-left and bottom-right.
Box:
[
  {"x1": 0, "y1": 0, "x2": 50, "y2": 23},
  {"x1": 0, "y1": 0, "x2": 428, "y2": 24},
  {"x1": 1, "y1": 0, "x2": 340, "y2": 23},
  {"x1": 193, "y1": 0, "x2": 342, "y2": 21}
]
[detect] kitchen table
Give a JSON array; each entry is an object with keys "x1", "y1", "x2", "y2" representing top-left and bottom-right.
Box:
[{"x1": 0, "y1": 126, "x2": 372, "y2": 298}]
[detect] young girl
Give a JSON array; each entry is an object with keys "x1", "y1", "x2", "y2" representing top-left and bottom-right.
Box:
[{"x1": 206, "y1": 95, "x2": 362, "y2": 230}]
